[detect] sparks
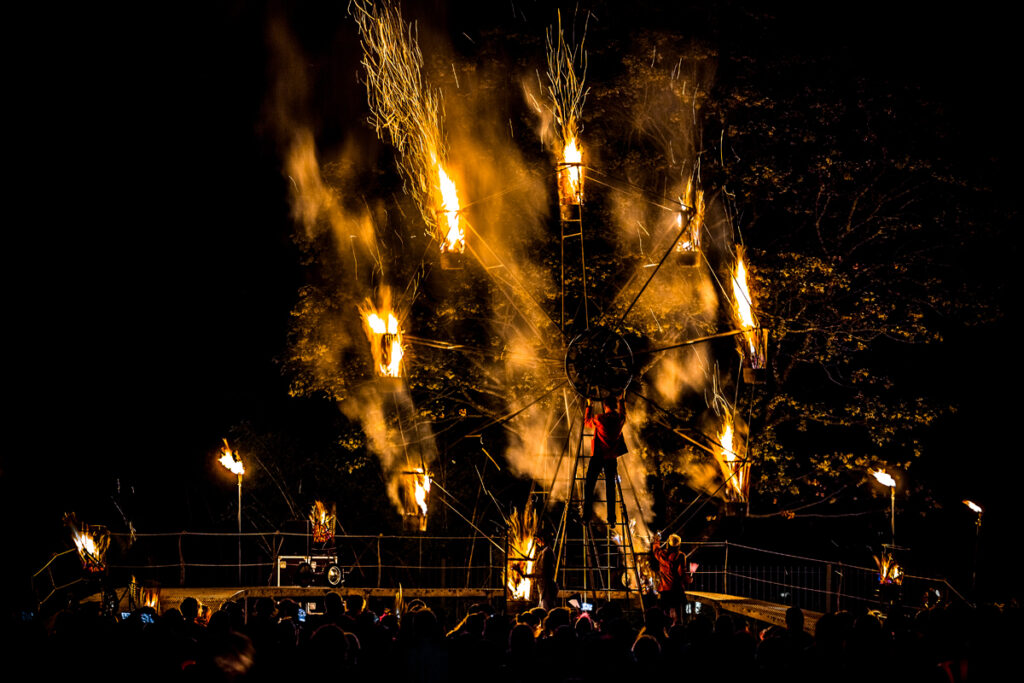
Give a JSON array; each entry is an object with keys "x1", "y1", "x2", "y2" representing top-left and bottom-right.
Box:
[
  {"x1": 547, "y1": 12, "x2": 589, "y2": 208},
  {"x1": 351, "y1": 0, "x2": 464, "y2": 256}
]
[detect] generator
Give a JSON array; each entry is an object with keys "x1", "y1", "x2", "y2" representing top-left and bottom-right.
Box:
[{"x1": 276, "y1": 554, "x2": 347, "y2": 587}]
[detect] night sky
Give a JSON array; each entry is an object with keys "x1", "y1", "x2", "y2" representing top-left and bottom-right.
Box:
[{"x1": 6, "y1": 1, "x2": 1021, "y2": 605}]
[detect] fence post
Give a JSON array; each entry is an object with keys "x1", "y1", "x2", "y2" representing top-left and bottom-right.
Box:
[
  {"x1": 503, "y1": 529, "x2": 509, "y2": 612},
  {"x1": 178, "y1": 532, "x2": 185, "y2": 586},
  {"x1": 377, "y1": 536, "x2": 382, "y2": 588},
  {"x1": 825, "y1": 563, "x2": 833, "y2": 613},
  {"x1": 723, "y1": 542, "x2": 729, "y2": 595}
]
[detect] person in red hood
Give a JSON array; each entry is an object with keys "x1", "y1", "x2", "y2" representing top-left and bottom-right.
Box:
[
  {"x1": 582, "y1": 393, "x2": 627, "y2": 527},
  {"x1": 652, "y1": 533, "x2": 690, "y2": 624}
]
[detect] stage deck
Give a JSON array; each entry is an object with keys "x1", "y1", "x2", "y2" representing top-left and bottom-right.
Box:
[{"x1": 688, "y1": 591, "x2": 823, "y2": 636}]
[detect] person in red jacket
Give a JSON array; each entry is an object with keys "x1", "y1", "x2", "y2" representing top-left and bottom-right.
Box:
[
  {"x1": 582, "y1": 393, "x2": 627, "y2": 527},
  {"x1": 652, "y1": 533, "x2": 689, "y2": 624}
]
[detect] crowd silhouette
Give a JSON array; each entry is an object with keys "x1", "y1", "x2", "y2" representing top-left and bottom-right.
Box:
[{"x1": 4, "y1": 592, "x2": 1019, "y2": 682}]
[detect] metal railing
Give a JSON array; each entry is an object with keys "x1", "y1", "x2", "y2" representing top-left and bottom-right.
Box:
[
  {"x1": 685, "y1": 542, "x2": 966, "y2": 613},
  {"x1": 33, "y1": 531, "x2": 965, "y2": 614}
]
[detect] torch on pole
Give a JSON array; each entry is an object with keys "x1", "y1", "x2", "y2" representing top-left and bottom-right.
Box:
[
  {"x1": 870, "y1": 469, "x2": 897, "y2": 547},
  {"x1": 237, "y1": 473, "x2": 242, "y2": 585},
  {"x1": 963, "y1": 500, "x2": 983, "y2": 595},
  {"x1": 218, "y1": 440, "x2": 245, "y2": 586}
]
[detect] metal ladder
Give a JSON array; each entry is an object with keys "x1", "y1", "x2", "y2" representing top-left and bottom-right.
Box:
[{"x1": 556, "y1": 424, "x2": 646, "y2": 610}]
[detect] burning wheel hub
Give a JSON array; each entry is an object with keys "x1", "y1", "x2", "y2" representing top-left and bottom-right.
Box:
[{"x1": 564, "y1": 328, "x2": 635, "y2": 400}]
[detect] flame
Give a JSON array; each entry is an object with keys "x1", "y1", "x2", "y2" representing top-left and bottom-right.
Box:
[
  {"x1": 218, "y1": 440, "x2": 244, "y2": 476},
  {"x1": 436, "y1": 163, "x2": 465, "y2": 253},
  {"x1": 557, "y1": 137, "x2": 584, "y2": 205},
  {"x1": 352, "y1": 1, "x2": 461, "y2": 255},
  {"x1": 310, "y1": 500, "x2": 336, "y2": 544},
  {"x1": 875, "y1": 552, "x2": 904, "y2": 585},
  {"x1": 403, "y1": 468, "x2": 431, "y2": 531},
  {"x1": 963, "y1": 499, "x2": 983, "y2": 514},
  {"x1": 142, "y1": 589, "x2": 159, "y2": 611},
  {"x1": 413, "y1": 470, "x2": 430, "y2": 516},
  {"x1": 63, "y1": 513, "x2": 110, "y2": 573},
  {"x1": 507, "y1": 503, "x2": 538, "y2": 599},
  {"x1": 359, "y1": 291, "x2": 405, "y2": 378},
  {"x1": 731, "y1": 248, "x2": 766, "y2": 369},
  {"x1": 714, "y1": 414, "x2": 748, "y2": 502},
  {"x1": 870, "y1": 469, "x2": 896, "y2": 488}
]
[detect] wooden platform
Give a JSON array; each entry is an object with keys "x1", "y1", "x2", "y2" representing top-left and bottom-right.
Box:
[{"x1": 688, "y1": 591, "x2": 823, "y2": 636}]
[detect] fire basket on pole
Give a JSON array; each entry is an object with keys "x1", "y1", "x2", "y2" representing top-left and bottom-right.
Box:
[
  {"x1": 963, "y1": 499, "x2": 983, "y2": 594},
  {"x1": 674, "y1": 180, "x2": 704, "y2": 267},
  {"x1": 436, "y1": 163, "x2": 465, "y2": 270},
  {"x1": 731, "y1": 247, "x2": 768, "y2": 384},
  {"x1": 401, "y1": 468, "x2": 431, "y2": 532},
  {"x1": 218, "y1": 440, "x2": 244, "y2": 584},
  {"x1": 359, "y1": 292, "x2": 406, "y2": 392},
  {"x1": 63, "y1": 513, "x2": 110, "y2": 574},
  {"x1": 557, "y1": 137, "x2": 585, "y2": 220},
  {"x1": 716, "y1": 412, "x2": 751, "y2": 515},
  {"x1": 870, "y1": 469, "x2": 897, "y2": 547}
]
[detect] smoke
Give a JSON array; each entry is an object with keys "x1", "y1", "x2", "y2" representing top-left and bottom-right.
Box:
[
  {"x1": 267, "y1": 13, "x2": 440, "y2": 525},
  {"x1": 340, "y1": 384, "x2": 437, "y2": 518},
  {"x1": 503, "y1": 396, "x2": 579, "y2": 503}
]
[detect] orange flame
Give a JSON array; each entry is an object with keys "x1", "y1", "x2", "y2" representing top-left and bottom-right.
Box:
[
  {"x1": 310, "y1": 500, "x2": 336, "y2": 544},
  {"x1": 64, "y1": 513, "x2": 110, "y2": 573},
  {"x1": 557, "y1": 137, "x2": 584, "y2": 205},
  {"x1": 870, "y1": 469, "x2": 896, "y2": 488},
  {"x1": 732, "y1": 248, "x2": 766, "y2": 369},
  {"x1": 403, "y1": 468, "x2": 431, "y2": 531},
  {"x1": 714, "y1": 414, "x2": 748, "y2": 502},
  {"x1": 507, "y1": 503, "x2": 538, "y2": 599},
  {"x1": 875, "y1": 552, "x2": 904, "y2": 585},
  {"x1": 963, "y1": 499, "x2": 982, "y2": 514},
  {"x1": 218, "y1": 440, "x2": 244, "y2": 476},
  {"x1": 359, "y1": 290, "x2": 405, "y2": 378},
  {"x1": 436, "y1": 163, "x2": 465, "y2": 253},
  {"x1": 142, "y1": 588, "x2": 159, "y2": 611}
]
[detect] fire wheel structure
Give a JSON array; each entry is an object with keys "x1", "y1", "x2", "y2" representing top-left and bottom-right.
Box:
[{"x1": 287, "y1": 2, "x2": 773, "y2": 606}]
